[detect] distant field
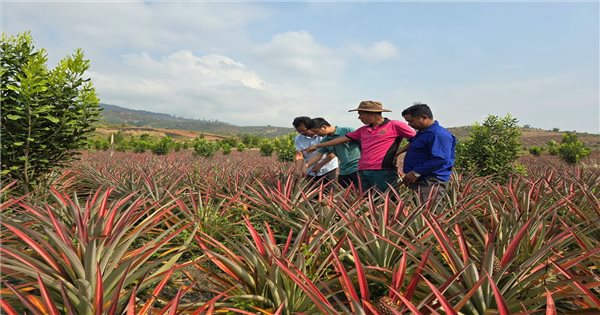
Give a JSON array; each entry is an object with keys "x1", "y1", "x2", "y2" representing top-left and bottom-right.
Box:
[
  {"x1": 448, "y1": 127, "x2": 599, "y2": 149},
  {"x1": 94, "y1": 126, "x2": 230, "y2": 141},
  {"x1": 95, "y1": 125, "x2": 600, "y2": 149}
]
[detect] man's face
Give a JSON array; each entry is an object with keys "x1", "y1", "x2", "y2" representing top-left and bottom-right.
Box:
[
  {"x1": 403, "y1": 114, "x2": 427, "y2": 130},
  {"x1": 357, "y1": 111, "x2": 375, "y2": 125},
  {"x1": 295, "y1": 124, "x2": 315, "y2": 137},
  {"x1": 310, "y1": 126, "x2": 328, "y2": 137}
]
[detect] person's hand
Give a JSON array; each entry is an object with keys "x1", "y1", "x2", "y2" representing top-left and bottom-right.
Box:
[
  {"x1": 310, "y1": 163, "x2": 323, "y2": 173},
  {"x1": 402, "y1": 171, "x2": 419, "y2": 184},
  {"x1": 303, "y1": 145, "x2": 318, "y2": 153}
]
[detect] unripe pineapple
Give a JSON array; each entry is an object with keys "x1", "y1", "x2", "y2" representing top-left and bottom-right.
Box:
[
  {"x1": 376, "y1": 296, "x2": 400, "y2": 315},
  {"x1": 493, "y1": 256, "x2": 502, "y2": 274}
]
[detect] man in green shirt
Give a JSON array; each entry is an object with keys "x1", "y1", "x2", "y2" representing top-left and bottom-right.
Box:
[{"x1": 305, "y1": 118, "x2": 361, "y2": 188}]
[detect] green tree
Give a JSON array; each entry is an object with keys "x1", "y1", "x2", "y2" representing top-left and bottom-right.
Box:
[
  {"x1": 456, "y1": 114, "x2": 523, "y2": 179},
  {"x1": 557, "y1": 133, "x2": 590, "y2": 164},
  {"x1": 259, "y1": 141, "x2": 274, "y2": 157},
  {"x1": 193, "y1": 137, "x2": 218, "y2": 157},
  {"x1": 547, "y1": 140, "x2": 559, "y2": 155},
  {"x1": 151, "y1": 136, "x2": 174, "y2": 155},
  {"x1": 273, "y1": 133, "x2": 296, "y2": 162},
  {"x1": 1, "y1": 32, "x2": 101, "y2": 193}
]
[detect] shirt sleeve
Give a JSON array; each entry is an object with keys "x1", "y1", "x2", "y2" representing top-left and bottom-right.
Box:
[
  {"x1": 413, "y1": 133, "x2": 454, "y2": 175},
  {"x1": 294, "y1": 136, "x2": 303, "y2": 152},
  {"x1": 392, "y1": 120, "x2": 416, "y2": 139},
  {"x1": 345, "y1": 127, "x2": 362, "y2": 141}
]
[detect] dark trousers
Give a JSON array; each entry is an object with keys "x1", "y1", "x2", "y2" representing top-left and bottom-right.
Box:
[
  {"x1": 407, "y1": 177, "x2": 449, "y2": 207},
  {"x1": 338, "y1": 171, "x2": 360, "y2": 189},
  {"x1": 359, "y1": 169, "x2": 399, "y2": 193}
]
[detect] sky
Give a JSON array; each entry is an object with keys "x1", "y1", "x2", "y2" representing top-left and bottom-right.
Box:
[{"x1": 2, "y1": 1, "x2": 599, "y2": 133}]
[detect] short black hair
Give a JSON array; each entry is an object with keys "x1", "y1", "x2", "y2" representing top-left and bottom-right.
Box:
[
  {"x1": 401, "y1": 103, "x2": 433, "y2": 119},
  {"x1": 308, "y1": 117, "x2": 331, "y2": 129},
  {"x1": 293, "y1": 116, "x2": 312, "y2": 128}
]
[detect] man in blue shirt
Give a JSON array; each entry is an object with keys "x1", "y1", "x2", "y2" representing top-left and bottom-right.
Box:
[{"x1": 401, "y1": 103, "x2": 456, "y2": 204}]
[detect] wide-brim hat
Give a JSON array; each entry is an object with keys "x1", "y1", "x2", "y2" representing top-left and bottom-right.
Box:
[{"x1": 348, "y1": 100, "x2": 391, "y2": 112}]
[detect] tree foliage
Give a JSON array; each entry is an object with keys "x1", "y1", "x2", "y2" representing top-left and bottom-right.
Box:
[
  {"x1": 272, "y1": 133, "x2": 296, "y2": 162},
  {"x1": 456, "y1": 114, "x2": 523, "y2": 179},
  {"x1": 557, "y1": 133, "x2": 590, "y2": 164},
  {"x1": 1, "y1": 32, "x2": 101, "y2": 192}
]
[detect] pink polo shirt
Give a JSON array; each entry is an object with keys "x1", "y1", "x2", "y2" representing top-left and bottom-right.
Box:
[{"x1": 345, "y1": 118, "x2": 416, "y2": 171}]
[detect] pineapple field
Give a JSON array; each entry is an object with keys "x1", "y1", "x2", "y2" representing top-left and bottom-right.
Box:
[{"x1": 1, "y1": 149, "x2": 599, "y2": 314}]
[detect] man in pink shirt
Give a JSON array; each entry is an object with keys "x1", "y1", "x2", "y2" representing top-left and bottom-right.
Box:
[{"x1": 306, "y1": 100, "x2": 415, "y2": 192}]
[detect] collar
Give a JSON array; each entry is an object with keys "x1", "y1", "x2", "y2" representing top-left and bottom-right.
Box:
[
  {"x1": 370, "y1": 118, "x2": 390, "y2": 128},
  {"x1": 417, "y1": 120, "x2": 439, "y2": 133}
]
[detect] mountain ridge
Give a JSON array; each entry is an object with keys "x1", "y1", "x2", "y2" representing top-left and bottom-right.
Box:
[{"x1": 99, "y1": 103, "x2": 293, "y2": 137}]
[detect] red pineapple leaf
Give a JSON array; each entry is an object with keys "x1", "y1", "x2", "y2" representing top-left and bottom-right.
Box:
[
  {"x1": 332, "y1": 248, "x2": 359, "y2": 303},
  {"x1": 405, "y1": 249, "x2": 430, "y2": 301},
  {"x1": 546, "y1": 289, "x2": 556, "y2": 315},
  {"x1": 0, "y1": 300, "x2": 18, "y2": 315},
  {"x1": 36, "y1": 273, "x2": 60, "y2": 315},
  {"x1": 500, "y1": 217, "x2": 533, "y2": 268},
  {"x1": 486, "y1": 272, "x2": 510, "y2": 315},
  {"x1": 389, "y1": 250, "x2": 407, "y2": 299},
  {"x1": 1, "y1": 222, "x2": 62, "y2": 274},
  {"x1": 243, "y1": 216, "x2": 266, "y2": 256},
  {"x1": 273, "y1": 302, "x2": 285, "y2": 315},
  {"x1": 138, "y1": 268, "x2": 175, "y2": 314},
  {"x1": 348, "y1": 240, "x2": 370, "y2": 303},
  {"x1": 550, "y1": 260, "x2": 600, "y2": 309},
  {"x1": 94, "y1": 264, "x2": 103, "y2": 315},
  {"x1": 421, "y1": 275, "x2": 458, "y2": 315}
]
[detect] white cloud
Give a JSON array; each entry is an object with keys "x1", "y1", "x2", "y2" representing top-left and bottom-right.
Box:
[
  {"x1": 90, "y1": 50, "x2": 275, "y2": 122},
  {"x1": 254, "y1": 31, "x2": 345, "y2": 78},
  {"x1": 351, "y1": 41, "x2": 400, "y2": 63}
]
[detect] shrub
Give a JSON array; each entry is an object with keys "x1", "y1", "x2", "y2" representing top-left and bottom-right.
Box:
[
  {"x1": 547, "y1": 140, "x2": 559, "y2": 155},
  {"x1": 273, "y1": 133, "x2": 296, "y2": 162},
  {"x1": 152, "y1": 136, "x2": 174, "y2": 155},
  {"x1": 193, "y1": 137, "x2": 218, "y2": 157},
  {"x1": 558, "y1": 133, "x2": 590, "y2": 164},
  {"x1": 529, "y1": 146, "x2": 543, "y2": 156},
  {"x1": 456, "y1": 114, "x2": 523, "y2": 179},
  {"x1": 1, "y1": 32, "x2": 101, "y2": 193},
  {"x1": 221, "y1": 143, "x2": 232, "y2": 155},
  {"x1": 237, "y1": 143, "x2": 246, "y2": 152},
  {"x1": 259, "y1": 141, "x2": 274, "y2": 157}
]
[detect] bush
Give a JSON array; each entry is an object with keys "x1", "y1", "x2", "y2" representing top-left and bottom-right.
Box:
[
  {"x1": 1, "y1": 32, "x2": 101, "y2": 193},
  {"x1": 193, "y1": 137, "x2": 218, "y2": 158},
  {"x1": 273, "y1": 133, "x2": 296, "y2": 162},
  {"x1": 456, "y1": 114, "x2": 523, "y2": 179},
  {"x1": 236, "y1": 143, "x2": 246, "y2": 152},
  {"x1": 547, "y1": 140, "x2": 559, "y2": 155},
  {"x1": 529, "y1": 146, "x2": 543, "y2": 156},
  {"x1": 221, "y1": 143, "x2": 232, "y2": 155},
  {"x1": 558, "y1": 133, "x2": 590, "y2": 164},
  {"x1": 152, "y1": 136, "x2": 174, "y2": 155},
  {"x1": 259, "y1": 141, "x2": 274, "y2": 157}
]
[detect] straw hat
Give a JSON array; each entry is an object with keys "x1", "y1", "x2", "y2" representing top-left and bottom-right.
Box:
[{"x1": 348, "y1": 100, "x2": 391, "y2": 112}]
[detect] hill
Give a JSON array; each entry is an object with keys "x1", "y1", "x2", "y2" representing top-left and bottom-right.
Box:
[{"x1": 99, "y1": 103, "x2": 292, "y2": 137}]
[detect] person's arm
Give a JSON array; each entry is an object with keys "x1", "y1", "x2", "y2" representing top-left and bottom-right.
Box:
[
  {"x1": 310, "y1": 152, "x2": 336, "y2": 173},
  {"x1": 305, "y1": 152, "x2": 325, "y2": 169},
  {"x1": 304, "y1": 136, "x2": 351, "y2": 153},
  {"x1": 293, "y1": 151, "x2": 306, "y2": 177}
]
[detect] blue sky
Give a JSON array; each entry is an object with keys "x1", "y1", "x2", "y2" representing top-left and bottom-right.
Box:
[{"x1": 3, "y1": 1, "x2": 599, "y2": 133}]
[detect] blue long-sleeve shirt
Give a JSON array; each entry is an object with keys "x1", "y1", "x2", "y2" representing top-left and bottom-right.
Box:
[{"x1": 403, "y1": 121, "x2": 456, "y2": 182}]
